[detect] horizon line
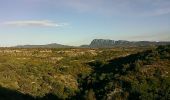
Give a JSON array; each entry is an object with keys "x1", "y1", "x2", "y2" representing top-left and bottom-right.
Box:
[{"x1": 0, "y1": 39, "x2": 170, "y2": 47}]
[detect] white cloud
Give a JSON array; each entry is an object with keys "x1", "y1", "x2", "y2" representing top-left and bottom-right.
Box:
[{"x1": 2, "y1": 20, "x2": 67, "y2": 27}]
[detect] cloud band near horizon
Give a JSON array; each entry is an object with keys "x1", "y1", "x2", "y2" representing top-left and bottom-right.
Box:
[{"x1": 1, "y1": 20, "x2": 67, "y2": 27}]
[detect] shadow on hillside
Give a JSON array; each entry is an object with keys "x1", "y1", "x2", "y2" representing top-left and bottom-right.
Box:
[
  {"x1": 88, "y1": 50, "x2": 152, "y2": 74},
  {"x1": 0, "y1": 86, "x2": 61, "y2": 100},
  {"x1": 88, "y1": 45, "x2": 170, "y2": 74},
  {"x1": 82, "y1": 45, "x2": 170, "y2": 100}
]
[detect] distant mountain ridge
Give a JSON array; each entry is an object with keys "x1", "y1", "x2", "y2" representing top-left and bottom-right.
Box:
[
  {"x1": 15, "y1": 43, "x2": 73, "y2": 48},
  {"x1": 89, "y1": 39, "x2": 170, "y2": 48},
  {"x1": 13, "y1": 39, "x2": 170, "y2": 48}
]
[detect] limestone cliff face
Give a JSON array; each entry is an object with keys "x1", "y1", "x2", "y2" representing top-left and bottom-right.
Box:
[
  {"x1": 89, "y1": 39, "x2": 129, "y2": 48},
  {"x1": 89, "y1": 39, "x2": 170, "y2": 48},
  {"x1": 90, "y1": 39, "x2": 115, "y2": 47}
]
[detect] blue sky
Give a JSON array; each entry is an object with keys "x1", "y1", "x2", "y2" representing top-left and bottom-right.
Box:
[{"x1": 0, "y1": 0, "x2": 170, "y2": 46}]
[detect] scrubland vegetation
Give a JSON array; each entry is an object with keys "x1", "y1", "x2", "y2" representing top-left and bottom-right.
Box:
[{"x1": 0, "y1": 46, "x2": 169, "y2": 100}]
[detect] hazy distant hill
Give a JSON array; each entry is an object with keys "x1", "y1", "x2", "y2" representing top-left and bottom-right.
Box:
[
  {"x1": 15, "y1": 43, "x2": 73, "y2": 48},
  {"x1": 89, "y1": 39, "x2": 170, "y2": 48},
  {"x1": 79, "y1": 45, "x2": 90, "y2": 48},
  {"x1": 13, "y1": 39, "x2": 170, "y2": 48}
]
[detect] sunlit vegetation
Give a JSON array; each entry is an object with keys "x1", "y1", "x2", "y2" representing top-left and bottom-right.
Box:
[{"x1": 0, "y1": 46, "x2": 169, "y2": 100}]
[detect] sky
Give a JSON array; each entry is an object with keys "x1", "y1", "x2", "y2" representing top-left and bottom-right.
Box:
[{"x1": 0, "y1": 0, "x2": 170, "y2": 46}]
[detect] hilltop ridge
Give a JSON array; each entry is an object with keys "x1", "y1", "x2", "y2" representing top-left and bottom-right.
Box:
[
  {"x1": 89, "y1": 39, "x2": 170, "y2": 48},
  {"x1": 11, "y1": 39, "x2": 170, "y2": 48},
  {"x1": 14, "y1": 43, "x2": 73, "y2": 48}
]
